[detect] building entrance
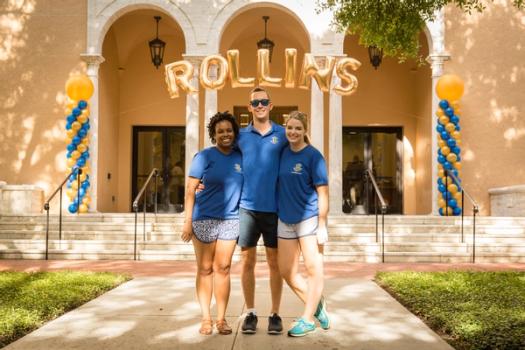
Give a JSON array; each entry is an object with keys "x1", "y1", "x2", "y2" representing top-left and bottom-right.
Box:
[
  {"x1": 342, "y1": 127, "x2": 403, "y2": 214},
  {"x1": 131, "y1": 126, "x2": 185, "y2": 213}
]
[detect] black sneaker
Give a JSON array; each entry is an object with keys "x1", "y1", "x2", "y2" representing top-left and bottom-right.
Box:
[
  {"x1": 242, "y1": 312, "x2": 258, "y2": 334},
  {"x1": 267, "y1": 313, "x2": 283, "y2": 334}
]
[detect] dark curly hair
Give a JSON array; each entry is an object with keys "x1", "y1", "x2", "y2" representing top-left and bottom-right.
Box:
[{"x1": 207, "y1": 111, "x2": 239, "y2": 144}]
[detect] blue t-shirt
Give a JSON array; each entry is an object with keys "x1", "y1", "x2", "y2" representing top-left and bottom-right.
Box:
[
  {"x1": 189, "y1": 147, "x2": 243, "y2": 221},
  {"x1": 277, "y1": 145, "x2": 328, "y2": 224},
  {"x1": 237, "y1": 122, "x2": 288, "y2": 213}
]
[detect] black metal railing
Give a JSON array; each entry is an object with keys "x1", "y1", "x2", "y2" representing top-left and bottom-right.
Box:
[
  {"x1": 43, "y1": 168, "x2": 82, "y2": 260},
  {"x1": 444, "y1": 169, "x2": 479, "y2": 263},
  {"x1": 364, "y1": 169, "x2": 388, "y2": 263},
  {"x1": 132, "y1": 168, "x2": 159, "y2": 260}
]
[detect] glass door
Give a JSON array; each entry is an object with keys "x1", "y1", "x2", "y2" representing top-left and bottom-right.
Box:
[
  {"x1": 132, "y1": 126, "x2": 185, "y2": 213},
  {"x1": 342, "y1": 127, "x2": 403, "y2": 214}
]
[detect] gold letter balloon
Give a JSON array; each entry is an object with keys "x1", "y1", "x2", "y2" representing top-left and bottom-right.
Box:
[
  {"x1": 435, "y1": 74, "x2": 464, "y2": 216},
  {"x1": 64, "y1": 75, "x2": 93, "y2": 214}
]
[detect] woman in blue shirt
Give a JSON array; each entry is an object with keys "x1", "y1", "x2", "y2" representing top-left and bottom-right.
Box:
[
  {"x1": 277, "y1": 111, "x2": 331, "y2": 337},
  {"x1": 182, "y1": 111, "x2": 243, "y2": 336}
]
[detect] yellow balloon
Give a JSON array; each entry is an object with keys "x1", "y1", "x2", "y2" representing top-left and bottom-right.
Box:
[
  {"x1": 65, "y1": 75, "x2": 94, "y2": 101},
  {"x1": 82, "y1": 166, "x2": 90, "y2": 175},
  {"x1": 441, "y1": 176, "x2": 453, "y2": 185},
  {"x1": 441, "y1": 146, "x2": 451, "y2": 156},
  {"x1": 79, "y1": 172, "x2": 87, "y2": 182},
  {"x1": 72, "y1": 121, "x2": 81, "y2": 131},
  {"x1": 79, "y1": 204, "x2": 88, "y2": 213},
  {"x1": 71, "y1": 150, "x2": 81, "y2": 160},
  {"x1": 454, "y1": 192, "x2": 462, "y2": 204},
  {"x1": 438, "y1": 139, "x2": 446, "y2": 148},
  {"x1": 436, "y1": 74, "x2": 464, "y2": 101},
  {"x1": 82, "y1": 196, "x2": 91, "y2": 205},
  {"x1": 64, "y1": 107, "x2": 72, "y2": 116},
  {"x1": 284, "y1": 48, "x2": 297, "y2": 88},
  {"x1": 436, "y1": 109, "x2": 444, "y2": 118},
  {"x1": 66, "y1": 129, "x2": 76, "y2": 138},
  {"x1": 446, "y1": 153, "x2": 457, "y2": 163},
  {"x1": 456, "y1": 139, "x2": 462, "y2": 146},
  {"x1": 67, "y1": 158, "x2": 76, "y2": 167},
  {"x1": 443, "y1": 207, "x2": 453, "y2": 216},
  {"x1": 437, "y1": 163, "x2": 443, "y2": 170},
  {"x1": 77, "y1": 144, "x2": 87, "y2": 153},
  {"x1": 164, "y1": 60, "x2": 198, "y2": 98},
  {"x1": 257, "y1": 49, "x2": 282, "y2": 87},
  {"x1": 438, "y1": 169, "x2": 445, "y2": 178},
  {"x1": 66, "y1": 100, "x2": 77, "y2": 110},
  {"x1": 454, "y1": 162, "x2": 462, "y2": 170},
  {"x1": 82, "y1": 108, "x2": 90, "y2": 117},
  {"x1": 445, "y1": 123, "x2": 456, "y2": 133},
  {"x1": 451, "y1": 131, "x2": 461, "y2": 140},
  {"x1": 298, "y1": 53, "x2": 335, "y2": 92},
  {"x1": 333, "y1": 57, "x2": 360, "y2": 96},
  {"x1": 448, "y1": 184, "x2": 458, "y2": 194},
  {"x1": 226, "y1": 50, "x2": 255, "y2": 88},
  {"x1": 199, "y1": 55, "x2": 229, "y2": 90},
  {"x1": 66, "y1": 188, "x2": 75, "y2": 199},
  {"x1": 439, "y1": 116, "x2": 450, "y2": 125},
  {"x1": 77, "y1": 114, "x2": 87, "y2": 124},
  {"x1": 82, "y1": 137, "x2": 89, "y2": 146},
  {"x1": 71, "y1": 181, "x2": 79, "y2": 190},
  {"x1": 451, "y1": 101, "x2": 461, "y2": 110},
  {"x1": 66, "y1": 137, "x2": 73, "y2": 144},
  {"x1": 438, "y1": 198, "x2": 446, "y2": 208}
]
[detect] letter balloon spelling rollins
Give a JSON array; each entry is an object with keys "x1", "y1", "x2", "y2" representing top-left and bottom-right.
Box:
[
  {"x1": 64, "y1": 75, "x2": 94, "y2": 214},
  {"x1": 435, "y1": 74, "x2": 464, "y2": 216}
]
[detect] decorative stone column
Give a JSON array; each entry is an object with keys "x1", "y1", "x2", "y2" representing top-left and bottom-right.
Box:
[
  {"x1": 80, "y1": 53, "x2": 105, "y2": 212},
  {"x1": 310, "y1": 57, "x2": 325, "y2": 154},
  {"x1": 427, "y1": 53, "x2": 450, "y2": 215},
  {"x1": 329, "y1": 72, "x2": 343, "y2": 215},
  {"x1": 182, "y1": 55, "x2": 202, "y2": 183},
  {"x1": 204, "y1": 64, "x2": 218, "y2": 149}
]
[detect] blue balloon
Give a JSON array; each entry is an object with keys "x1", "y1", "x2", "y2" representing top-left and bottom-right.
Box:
[
  {"x1": 78, "y1": 100, "x2": 88, "y2": 109},
  {"x1": 451, "y1": 115, "x2": 460, "y2": 124},
  {"x1": 67, "y1": 144, "x2": 76, "y2": 152},
  {"x1": 447, "y1": 139, "x2": 456, "y2": 148},
  {"x1": 452, "y1": 169, "x2": 459, "y2": 177},
  {"x1": 441, "y1": 131, "x2": 450, "y2": 140},
  {"x1": 438, "y1": 184, "x2": 446, "y2": 193},
  {"x1": 77, "y1": 158, "x2": 86, "y2": 167},
  {"x1": 456, "y1": 155, "x2": 461, "y2": 162},
  {"x1": 82, "y1": 151, "x2": 90, "y2": 159},
  {"x1": 439, "y1": 100, "x2": 449, "y2": 109},
  {"x1": 448, "y1": 199, "x2": 458, "y2": 208},
  {"x1": 437, "y1": 178, "x2": 443, "y2": 186},
  {"x1": 438, "y1": 149, "x2": 443, "y2": 157},
  {"x1": 444, "y1": 161, "x2": 453, "y2": 170},
  {"x1": 78, "y1": 129, "x2": 87, "y2": 138},
  {"x1": 72, "y1": 108, "x2": 82, "y2": 117},
  {"x1": 66, "y1": 151, "x2": 72, "y2": 158},
  {"x1": 445, "y1": 107, "x2": 454, "y2": 117},
  {"x1": 79, "y1": 188, "x2": 86, "y2": 197},
  {"x1": 85, "y1": 123, "x2": 90, "y2": 131},
  {"x1": 439, "y1": 207, "x2": 444, "y2": 216},
  {"x1": 66, "y1": 114, "x2": 76, "y2": 123},
  {"x1": 436, "y1": 124, "x2": 445, "y2": 133},
  {"x1": 66, "y1": 181, "x2": 72, "y2": 189},
  {"x1": 68, "y1": 204, "x2": 78, "y2": 213},
  {"x1": 72, "y1": 136, "x2": 81, "y2": 145},
  {"x1": 81, "y1": 180, "x2": 90, "y2": 189},
  {"x1": 438, "y1": 155, "x2": 446, "y2": 164},
  {"x1": 453, "y1": 207, "x2": 462, "y2": 216},
  {"x1": 452, "y1": 146, "x2": 461, "y2": 154},
  {"x1": 66, "y1": 122, "x2": 72, "y2": 130},
  {"x1": 456, "y1": 125, "x2": 461, "y2": 131}
]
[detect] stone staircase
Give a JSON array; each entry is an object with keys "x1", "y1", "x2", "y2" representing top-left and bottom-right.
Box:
[{"x1": 0, "y1": 213, "x2": 524, "y2": 263}]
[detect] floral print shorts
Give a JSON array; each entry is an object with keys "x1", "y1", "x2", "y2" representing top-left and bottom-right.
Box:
[{"x1": 192, "y1": 219, "x2": 240, "y2": 243}]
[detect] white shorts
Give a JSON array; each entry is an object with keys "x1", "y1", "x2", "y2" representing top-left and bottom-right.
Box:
[{"x1": 277, "y1": 216, "x2": 318, "y2": 240}]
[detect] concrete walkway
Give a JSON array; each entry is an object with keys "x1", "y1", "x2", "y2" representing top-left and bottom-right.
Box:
[{"x1": 4, "y1": 275, "x2": 454, "y2": 350}]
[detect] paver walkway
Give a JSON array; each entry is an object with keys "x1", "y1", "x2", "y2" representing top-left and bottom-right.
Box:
[{"x1": 2, "y1": 261, "x2": 524, "y2": 349}]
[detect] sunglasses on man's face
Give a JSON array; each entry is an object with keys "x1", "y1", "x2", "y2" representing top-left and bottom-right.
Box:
[{"x1": 249, "y1": 99, "x2": 270, "y2": 108}]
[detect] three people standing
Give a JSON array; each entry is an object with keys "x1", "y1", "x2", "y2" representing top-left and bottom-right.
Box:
[{"x1": 182, "y1": 88, "x2": 330, "y2": 336}]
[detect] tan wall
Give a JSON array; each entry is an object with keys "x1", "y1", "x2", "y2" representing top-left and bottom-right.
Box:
[
  {"x1": 342, "y1": 35, "x2": 432, "y2": 214},
  {"x1": 98, "y1": 29, "x2": 120, "y2": 212},
  {"x1": 0, "y1": 1, "x2": 87, "y2": 208},
  {"x1": 445, "y1": 2, "x2": 525, "y2": 215}
]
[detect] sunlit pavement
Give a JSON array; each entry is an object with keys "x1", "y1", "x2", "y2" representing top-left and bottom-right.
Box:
[{"x1": 2, "y1": 268, "x2": 459, "y2": 349}]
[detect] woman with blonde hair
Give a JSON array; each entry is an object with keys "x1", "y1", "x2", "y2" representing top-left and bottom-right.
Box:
[{"x1": 277, "y1": 111, "x2": 330, "y2": 337}]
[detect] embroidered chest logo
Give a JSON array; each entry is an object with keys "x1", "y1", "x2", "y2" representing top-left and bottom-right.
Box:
[
  {"x1": 234, "y1": 163, "x2": 242, "y2": 173},
  {"x1": 270, "y1": 136, "x2": 278, "y2": 144},
  {"x1": 292, "y1": 163, "x2": 303, "y2": 174}
]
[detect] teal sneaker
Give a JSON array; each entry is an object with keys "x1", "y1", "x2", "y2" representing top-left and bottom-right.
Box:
[
  {"x1": 287, "y1": 318, "x2": 316, "y2": 337},
  {"x1": 314, "y1": 296, "x2": 331, "y2": 330}
]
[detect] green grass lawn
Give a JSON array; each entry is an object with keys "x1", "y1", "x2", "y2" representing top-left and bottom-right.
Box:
[
  {"x1": 0, "y1": 271, "x2": 130, "y2": 347},
  {"x1": 376, "y1": 271, "x2": 525, "y2": 350}
]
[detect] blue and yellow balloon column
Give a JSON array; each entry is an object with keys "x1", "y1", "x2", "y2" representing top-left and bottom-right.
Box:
[
  {"x1": 64, "y1": 75, "x2": 94, "y2": 214},
  {"x1": 435, "y1": 74, "x2": 464, "y2": 216}
]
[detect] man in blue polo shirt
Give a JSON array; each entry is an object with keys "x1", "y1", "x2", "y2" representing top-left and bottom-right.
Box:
[{"x1": 237, "y1": 87, "x2": 288, "y2": 334}]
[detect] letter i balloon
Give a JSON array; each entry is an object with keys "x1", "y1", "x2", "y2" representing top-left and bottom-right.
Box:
[
  {"x1": 435, "y1": 74, "x2": 464, "y2": 216},
  {"x1": 64, "y1": 75, "x2": 94, "y2": 214}
]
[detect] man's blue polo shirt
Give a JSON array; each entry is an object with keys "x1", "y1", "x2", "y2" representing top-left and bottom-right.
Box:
[{"x1": 237, "y1": 122, "x2": 288, "y2": 213}]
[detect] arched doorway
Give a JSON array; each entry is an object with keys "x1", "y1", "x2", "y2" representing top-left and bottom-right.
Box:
[
  {"x1": 341, "y1": 33, "x2": 432, "y2": 215},
  {"x1": 99, "y1": 9, "x2": 186, "y2": 212}
]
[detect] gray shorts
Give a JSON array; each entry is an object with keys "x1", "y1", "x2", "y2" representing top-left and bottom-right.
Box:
[
  {"x1": 192, "y1": 219, "x2": 240, "y2": 243},
  {"x1": 277, "y1": 216, "x2": 318, "y2": 240}
]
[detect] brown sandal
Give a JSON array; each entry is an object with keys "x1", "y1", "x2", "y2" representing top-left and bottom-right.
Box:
[
  {"x1": 216, "y1": 319, "x2": 232, "y2": 335},
  {"x1": 199, "y1": 319, "x2": 213, "y2": 335}
]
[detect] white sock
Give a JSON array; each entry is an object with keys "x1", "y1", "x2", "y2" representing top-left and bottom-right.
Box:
[{"x1": 247, "y1": 308, "x2": 257, "y2": 315}]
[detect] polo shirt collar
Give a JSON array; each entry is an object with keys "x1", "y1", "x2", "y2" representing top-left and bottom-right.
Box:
[{"x1": 246, "y1": 121, "x2": 276, "y2": 136}]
